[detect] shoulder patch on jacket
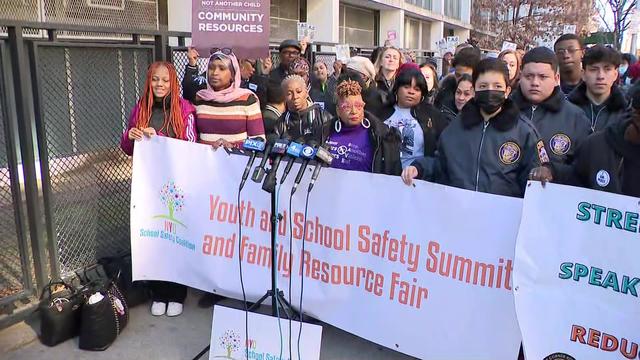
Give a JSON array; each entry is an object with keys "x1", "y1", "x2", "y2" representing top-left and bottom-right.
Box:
[{"x1": 536, "y1": 140, "x2": 550, "y2": 164}]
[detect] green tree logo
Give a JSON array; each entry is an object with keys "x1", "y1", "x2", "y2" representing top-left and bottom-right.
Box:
[
  {"x1": 153, "y1": 181, "x2": 186, "y2": 228},
  {"x1": 215, "y1": 329, "x2": 241, "y2": 359}
]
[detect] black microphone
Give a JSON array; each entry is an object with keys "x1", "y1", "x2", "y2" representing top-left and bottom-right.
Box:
[
  {"x1": 261, "y1": 138, "x2": 290, "y2": 193},
  {"x1": 251, "y1": 134, "x2": 280, "y2": 183},
  {"x1": 291, "y1": 140, "x2": 318, "y2": 195},
  {"x1": 308, "y1": 145, "x2": 334, "y2": 193},
  {"x1": 239, "y1": 137, "x2": 266, "y2": 190},
  {"x1": 279, "y1": 139, "x2": 305, "y2": 185}
]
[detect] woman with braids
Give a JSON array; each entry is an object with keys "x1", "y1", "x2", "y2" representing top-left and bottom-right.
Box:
[
  {"x1": 327, "y1": 78, "x2": 401, "y2": 174},
  {"x1": 120, "y1": 61, "x2": 195, "y2": 317}
]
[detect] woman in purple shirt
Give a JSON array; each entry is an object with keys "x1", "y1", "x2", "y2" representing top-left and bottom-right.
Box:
[{"x1": 326, "y1": 75, "x2": 401, "y2": 175}]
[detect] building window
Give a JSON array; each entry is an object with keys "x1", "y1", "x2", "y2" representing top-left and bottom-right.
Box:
[
  {"x1": 339, "y1": 4, "x2": 376, "y2": 47},
  {"x1": 271, "y1": 0, "x2": 300, "y2": 41},
  {"x1": 405, "y1": 0, "x2": 433, "y2": 11},
  {"x1": 444, "y1": 0, "x2": 461, "y2": 20},
  {"x1": 404, "y1": 17, "x2": 432, "y2": 50}
]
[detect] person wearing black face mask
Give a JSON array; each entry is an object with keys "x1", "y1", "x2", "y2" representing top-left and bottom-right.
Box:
[{"x1": 401, "y1": 58, "x2": 550, "y2": 198}]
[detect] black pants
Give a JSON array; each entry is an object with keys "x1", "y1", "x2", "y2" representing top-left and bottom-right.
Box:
[{"x1": 150, "y1": 281, "x2": 187, "y2": 303}]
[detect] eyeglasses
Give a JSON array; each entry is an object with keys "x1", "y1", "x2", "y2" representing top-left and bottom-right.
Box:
[
  {"x1": 210, "y1": 47, "x2": 234, "y2": 56},
  {"x1": 339, "y1": 101, "x2": 365, "y2": 112},
  {"x1": 555, "y1": 48, "x2": 582, "y2": 55}
]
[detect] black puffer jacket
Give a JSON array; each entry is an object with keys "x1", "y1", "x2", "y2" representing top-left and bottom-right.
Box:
[
  {"x1": 568, "y1": 83, "x2": 630, "y2": 132},
  {"x1": 560, "y1": 117, "x2": 640, "y2": 197},
  {"x1": 274, "y1": 103, "x2": 333, "y2": 144},
  {"x1": 328, "y1": 111, "x2": 402, "y2": 175},
  {"x1": 512, "y1": 86, "x2": 591, "y2": 165},
  {"x1": 413, "y1": 99, "x2": 548, "y2": 198}
]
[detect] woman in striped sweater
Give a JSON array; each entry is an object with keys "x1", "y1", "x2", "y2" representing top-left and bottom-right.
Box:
[{"x1": 194, "y1": 49, "x2": 266, "y2": 148}]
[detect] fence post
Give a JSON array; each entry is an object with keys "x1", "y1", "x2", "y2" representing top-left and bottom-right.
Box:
[
  {"x1": 7, "y1": 26, "x2": 49, "y2": 288},
  {"x1": 154, "y1": 34, "x2": 169, "y2": 61}
]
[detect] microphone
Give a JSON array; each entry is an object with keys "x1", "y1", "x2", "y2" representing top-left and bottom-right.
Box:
[
  {"x1": 261, "y1": 138, "x2": 290, "y2": 193},
  {"x1": 308, "y1": 146, "x2": 333, "y2": 193},
  {"x1": 251, "y1": 134, "x2": 280, "y2": 183},
  {"x1": 240, "y1": 137, "x2": 266, "y2": 190},
  {"x1": 291, "y1": 140, "x2": 318, "y2": 195},
  {"x1": 279, "y1": 140, "x2": 305, "y2": 185}
]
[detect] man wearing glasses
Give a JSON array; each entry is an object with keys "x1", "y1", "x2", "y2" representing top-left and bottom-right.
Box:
[
  {"x1": 268, "y1": 39, "x2": 304, "y2": 83},
  {"x1": 554, "y1": 34, "x2": 585, "y2": 96}
]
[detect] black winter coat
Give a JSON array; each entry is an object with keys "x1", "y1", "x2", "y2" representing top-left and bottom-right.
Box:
[
  {"x1": 413, "y1": 99, "x2": 548, "y2": 198},
  {"x1": 560, "y1": 118, "x2": 640, "y2": 197},
  {"x1": 568, "y1": 83, "x2": 630, "y2": 132}
]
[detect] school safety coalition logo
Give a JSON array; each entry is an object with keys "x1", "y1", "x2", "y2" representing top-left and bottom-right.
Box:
[
  {"x1": 153, "y1": 180, "x2": 186, "y2": 228},
  {"x1": 215, "y1": 329, "x2": 241, "y2": 359},
  {"x1": 499, "y1": 141, "x2": 521, "y2": 165},
  {"x1": 550, "y1": 133, "x2": 571, "y2": 156}
]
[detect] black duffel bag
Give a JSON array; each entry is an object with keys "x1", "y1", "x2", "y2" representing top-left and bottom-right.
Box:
[
  {"x1": 76, "y1": 265, "x2": 129, "y2": 351},
  {"x1": 38, "y1": 279, "x2": 83, "y2": 346}
]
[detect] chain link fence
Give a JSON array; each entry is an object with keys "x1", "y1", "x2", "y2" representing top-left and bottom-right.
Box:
[
  {"x1": 0, "y1": 44, "x2": 31, "y2": 301},
  {"x1": 0, "y1": 0, "x2": 158, "y2": 30},
  {"x1": 34, "y1": 44, "x2": 152, "y2": 274}
]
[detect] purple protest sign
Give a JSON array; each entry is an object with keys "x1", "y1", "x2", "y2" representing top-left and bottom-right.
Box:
[{"x1": 192, "y1": 0, "x2": 270, "y2": 59}]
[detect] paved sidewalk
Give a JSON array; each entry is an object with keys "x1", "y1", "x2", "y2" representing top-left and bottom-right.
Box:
[{"x1": 1, "y1": 289, "x2": 417, "y2": 360}]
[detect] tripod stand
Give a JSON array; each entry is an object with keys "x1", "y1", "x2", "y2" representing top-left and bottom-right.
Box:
[{"x1": 192, "y1": 172, "x2": 300, "y2": 360}]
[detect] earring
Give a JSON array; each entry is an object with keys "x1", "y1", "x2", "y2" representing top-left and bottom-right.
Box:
[
  {"x1": 362, "y1": 118, "x2": 371, "y2": 129},
  {"x1": 334, "y1": 120, "x2": 342, "y2": 133}
]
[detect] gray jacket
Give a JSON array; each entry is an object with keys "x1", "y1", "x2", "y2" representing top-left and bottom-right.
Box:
[
  {"x1": 413, "y1": 99, "x2": 548, "y2": 198},
  {"x1": 512, "y1": 86, "x2": 591, "y2": 166},
  {"x1": 567, "y1": 83, "x2": 630, "y2": 133}
]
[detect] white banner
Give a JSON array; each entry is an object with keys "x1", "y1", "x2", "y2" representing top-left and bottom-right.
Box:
[
  {"x1": 515, "y1": 182, "x2": 640, "y2": 360},
  {"x1": 210, "y1": 305, "x2": 322, "y2": 360},
  {"x1": 131, "y1": 137, "x2": 522, "y2": 359}
]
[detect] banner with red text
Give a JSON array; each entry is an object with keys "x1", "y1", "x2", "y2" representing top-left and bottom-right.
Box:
[
  {"x1": 191, "y1": 0, "x2": 270, "y2": 59},
  {"x1": 514, "y1": 182, "x2": 640, "y2": 360},
  {"x1": 131, "y1": 136, "x2": 522, "y2": 359}
]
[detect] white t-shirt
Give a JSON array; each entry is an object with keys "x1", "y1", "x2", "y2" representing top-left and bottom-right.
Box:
[{"x1": 384, "y1": 105, "x2": 425, "y2": 169}]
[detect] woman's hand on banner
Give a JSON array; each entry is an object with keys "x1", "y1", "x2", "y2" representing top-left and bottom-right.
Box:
[
  {"x1": 211, "y1": 139, "x2": 234, "y2": 150},
  {"x1": 528, "y1": 166, "x2": 553, "y2": 187},
  {"x1": 187, "y1": 47, "x2": 199, "y2": 67},
  {"x1": 142, "y1": 127, "x2": 156, "y2": 137},
  {"x1": 128, "y1": 128, "x2": 144, "y2": 141},
  {"x1": 401, "y1": 166, "x2": 419, "y2": 187}
]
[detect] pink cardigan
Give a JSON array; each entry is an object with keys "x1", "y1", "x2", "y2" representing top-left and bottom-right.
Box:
[{"x1": 120, "y1": 97, "x2": 197, "y2": 156}]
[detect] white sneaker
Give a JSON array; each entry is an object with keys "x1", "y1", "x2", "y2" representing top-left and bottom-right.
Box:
[
  {"x1": 151, "y1": 301, "x2": 166, "y2": 316},
  {"x1": 166, "y1": 302, "x2": 183, "y2": 317}
]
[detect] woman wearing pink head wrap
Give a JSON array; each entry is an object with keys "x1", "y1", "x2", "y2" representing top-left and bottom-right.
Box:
[{"x1": 194, "y1": 49, "x2": 265, "y2": 148}]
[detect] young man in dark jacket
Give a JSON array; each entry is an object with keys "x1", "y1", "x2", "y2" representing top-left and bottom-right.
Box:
[
  {"x1": 511, "y1": 47, "x2": 591, "y2": 169},
  {"x1": 568, "y1": 45, "x2": 629, "y2": 132},
  {"x1": 532, "y1": 92, "x2": 640, "y2": 197},
  {"x1": 554, "y1": 34, "x2": 584, "y2": 96},
  {"x1": 402, "y1": 58, "x2": 550, "y2": 198}
]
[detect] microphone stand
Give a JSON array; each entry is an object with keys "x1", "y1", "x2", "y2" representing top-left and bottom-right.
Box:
[{"x1": 192, "y1": 157, "x2": 300, "y2": 360}]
